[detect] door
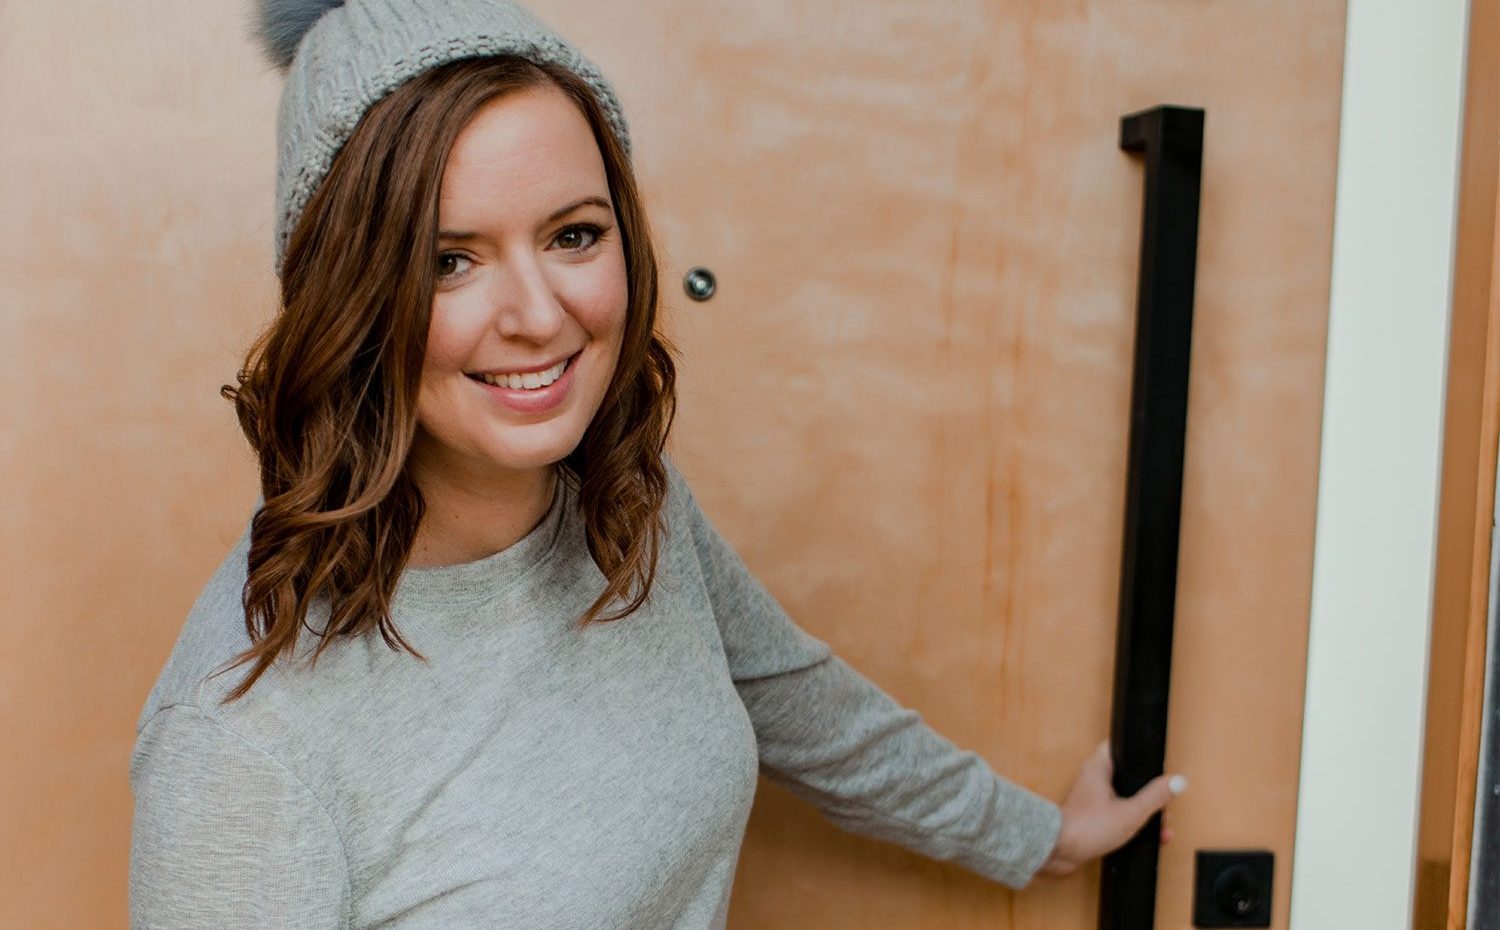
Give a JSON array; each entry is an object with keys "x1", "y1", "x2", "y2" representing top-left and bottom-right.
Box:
[{"x1": 545, "y1": 2, "x2": 1347, "y2": 927}]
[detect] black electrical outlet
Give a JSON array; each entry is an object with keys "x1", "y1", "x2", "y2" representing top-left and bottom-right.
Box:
[{"x1": 1192, "y1": 850, "x2": 1273, "y2": 927}]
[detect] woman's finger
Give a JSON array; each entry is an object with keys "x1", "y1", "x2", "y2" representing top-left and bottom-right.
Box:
[
  {"x1": 1089, "y1": 740, "x2": 1113, "y2": 778},
  {"x1": 1124, "y1": 772, "x2": 1183, "y2": 828}
]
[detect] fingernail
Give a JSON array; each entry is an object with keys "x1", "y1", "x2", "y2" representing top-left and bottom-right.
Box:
[{"x1": 1168, "y1": 774, "x2": 1188, "y2": 796}]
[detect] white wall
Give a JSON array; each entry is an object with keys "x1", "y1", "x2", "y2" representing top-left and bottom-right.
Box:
[{"x1": 1291, "y1": 0, "x2": 1471, "y2": 925}]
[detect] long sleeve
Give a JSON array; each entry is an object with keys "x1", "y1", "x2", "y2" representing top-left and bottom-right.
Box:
[
  {"x1": 129, "y1": 704, "x2": 352, "y2": 929},
  {"x1": 666, "y1": 456, "x2": 1063, "y2": 889}
]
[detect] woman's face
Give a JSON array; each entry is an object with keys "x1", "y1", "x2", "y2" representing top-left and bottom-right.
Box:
[{"x1": 410, "y1": 82, "x2": 628, "y2": 489}]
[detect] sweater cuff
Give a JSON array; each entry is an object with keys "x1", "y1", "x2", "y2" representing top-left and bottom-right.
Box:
[{"x1": 975, "y1": 786, "x2": 1063, "y2": 889}]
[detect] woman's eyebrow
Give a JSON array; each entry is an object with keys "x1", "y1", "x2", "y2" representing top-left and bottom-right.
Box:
[
  {"x1": 438, "y1": 195, "x2": 613, "y2": 240},
  {"x1": 546, "y1": 195, "x2": 612, "y2": 222}
]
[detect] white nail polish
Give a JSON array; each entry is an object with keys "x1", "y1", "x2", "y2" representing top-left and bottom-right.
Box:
[{"x1": 1168, "y1": 774, "x2": 1188, "y2": 796}]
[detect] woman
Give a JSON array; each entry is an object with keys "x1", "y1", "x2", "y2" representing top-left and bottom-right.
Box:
[{"x1": 128, "y1": 1, "x2": 1182, "y2": 926}]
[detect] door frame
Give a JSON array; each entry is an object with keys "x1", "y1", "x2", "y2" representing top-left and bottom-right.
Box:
[
  {"x1": 1410, "y1": 0, "x2": 1500, "y2": 924},
  {"x1": 1289, "y1": 0, "x2": 1473, "y2": 927}
]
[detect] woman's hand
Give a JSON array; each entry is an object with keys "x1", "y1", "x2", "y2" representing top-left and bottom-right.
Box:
[{"x1": 1037, "y1": 740, "x2": 1186, "y2": 878}]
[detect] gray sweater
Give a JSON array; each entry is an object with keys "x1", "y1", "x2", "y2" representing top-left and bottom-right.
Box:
[{"x1": 129, "y1": 455, "x2": 1061, "y2": 928}]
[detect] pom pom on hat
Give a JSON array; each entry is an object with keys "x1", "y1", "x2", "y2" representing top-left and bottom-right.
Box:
[{"x1": 252, "y1": 0, "x2": 347, "y2": 70}]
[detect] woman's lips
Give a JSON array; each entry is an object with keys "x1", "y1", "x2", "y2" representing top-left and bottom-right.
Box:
[{"x1": 467, "y1": 351, "x2": 579, "y2": 415}]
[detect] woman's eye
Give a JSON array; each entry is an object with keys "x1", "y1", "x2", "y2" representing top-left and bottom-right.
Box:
[
  {"x1": 436, "y1": 227, "x2": 603, "y2": 281},
  {"x1": 436, "y1": 252, "x2": 472, "y2": 281},
  {"x1": 553, "y1": 223, "x2": 604, "y2": 252}
]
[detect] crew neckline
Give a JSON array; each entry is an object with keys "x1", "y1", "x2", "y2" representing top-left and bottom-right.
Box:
[{"x1": 391, "y1": 468, "x2": 576, "y2": 614}]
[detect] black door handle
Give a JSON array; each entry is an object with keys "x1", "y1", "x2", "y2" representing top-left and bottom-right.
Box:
[{"x1": 1097, "y1": 104, "x2": 1205, "y2": 930}]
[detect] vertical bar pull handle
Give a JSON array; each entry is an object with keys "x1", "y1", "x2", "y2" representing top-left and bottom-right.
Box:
[{"x1": 1097, "y1": 104, "x2": 1205, "y2": 930}]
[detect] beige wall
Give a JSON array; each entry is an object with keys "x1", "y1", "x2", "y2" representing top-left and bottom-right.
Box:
[{"x1": 1, "y1": 4, "x2": 280, "y2": 926}]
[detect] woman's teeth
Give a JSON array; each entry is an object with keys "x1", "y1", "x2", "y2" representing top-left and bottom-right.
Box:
[{"x1": 476, "y1": 356, "x2": 570, "y2": 390}]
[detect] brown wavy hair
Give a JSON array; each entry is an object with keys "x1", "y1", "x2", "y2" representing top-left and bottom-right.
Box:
[{"x1": 213, "y1": 55, "x2": 677, "y2": 703}]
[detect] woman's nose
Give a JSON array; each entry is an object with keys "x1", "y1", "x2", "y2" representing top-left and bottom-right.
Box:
[{"x1": 488, "y1": 255, "x2": 566, "y2": 343}]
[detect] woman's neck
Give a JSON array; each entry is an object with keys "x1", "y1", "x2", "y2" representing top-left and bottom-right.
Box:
[{"x1": 405, "y1": 462, "x2": 559, "y2": 569}]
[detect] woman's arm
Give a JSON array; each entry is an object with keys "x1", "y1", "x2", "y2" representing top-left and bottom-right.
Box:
[
  {"x1": 664, "y1": 455, "x2": 1181, "y2": 887},
  {"x1": 129, "y1": 705, "x2": 351, "y2": 929},
  {"x1": 665, "y1": 455, "x2": 1062, "y2": 888}
]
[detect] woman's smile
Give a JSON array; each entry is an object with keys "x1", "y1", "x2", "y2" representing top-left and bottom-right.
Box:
[{"x1": 463, "y1": 349, "x2": 582, "y2": 415}]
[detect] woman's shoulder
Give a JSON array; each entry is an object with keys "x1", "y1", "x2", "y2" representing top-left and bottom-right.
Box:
[
  {"x1": 134, "y1": 512, "x2": 281, "y2": 738},
  {"x1": 132, "y1": 512, "x2": 355, "y2": 805},
  {"x1": 659, "y1": 450, "x2": 706, "y2": 527},
  {"x1": 656, "y1": 452, "x2": 720, "y2": 565}
]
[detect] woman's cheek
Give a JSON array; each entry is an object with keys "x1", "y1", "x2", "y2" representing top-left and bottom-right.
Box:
[{"x1": 424, "y1": 300, "x2": 482, "y2": 372}]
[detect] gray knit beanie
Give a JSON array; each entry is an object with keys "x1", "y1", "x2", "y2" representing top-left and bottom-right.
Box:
[{"x1": 250, "y1": 0, "x2": 633, "y2": 277}]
